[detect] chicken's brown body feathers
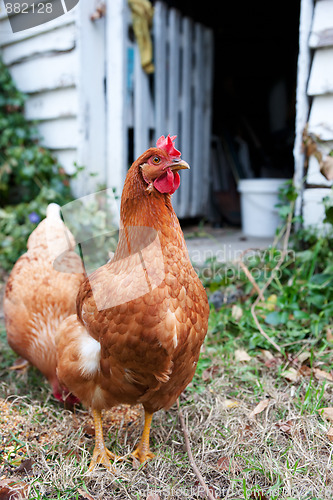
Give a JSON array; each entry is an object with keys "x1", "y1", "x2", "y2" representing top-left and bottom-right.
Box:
[
  {"x1": 4, "y1": 213, "x2": 84, "y2": 387},
  {"x1": 56, "y1": 156, "x2": 209, "y2": 413}
]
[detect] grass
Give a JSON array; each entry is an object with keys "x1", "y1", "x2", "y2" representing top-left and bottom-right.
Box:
[
  {"x1": 1, "y1": 316, "x2": 332, "y2": 500},
  {"x1": 1, "y1": 230, "x2": 333, "y2": 499}
]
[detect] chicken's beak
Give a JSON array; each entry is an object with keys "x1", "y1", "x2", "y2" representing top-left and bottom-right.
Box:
[{"x1": 168, "y1": 159, "x2": 190, "y2": 172}]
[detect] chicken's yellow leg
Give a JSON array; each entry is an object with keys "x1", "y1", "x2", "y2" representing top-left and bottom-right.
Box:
[
  {"x1": 88, "y1": 409, "x2": 119, "y2": 472},
  {"x1": 131, "y1": 409, "x2": 155, "y2": 463}
]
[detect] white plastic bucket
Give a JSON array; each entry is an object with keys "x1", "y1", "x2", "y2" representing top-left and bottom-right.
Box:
[{"x1": 238, "y1": 179, "x2": 288, "y2": 237}]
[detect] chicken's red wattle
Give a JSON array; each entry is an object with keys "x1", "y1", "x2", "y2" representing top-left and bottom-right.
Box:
[{"x1": 153, "y1": 169, "x2": 180, "y2": 194}]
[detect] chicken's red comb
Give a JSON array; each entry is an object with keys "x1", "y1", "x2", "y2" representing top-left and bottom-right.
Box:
[{"x1": 156, "y1": 134, "x2": 181, "y2": 158}]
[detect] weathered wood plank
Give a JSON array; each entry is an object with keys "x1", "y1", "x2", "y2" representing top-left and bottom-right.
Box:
[
  {"x1": 308, "y1": 94, "x2": 333, "y2": 141},
  {"x1": 2, "y1": 24, "x2": 76, "y2": 65},
  {"x1": 293, "y1": 0, "x2": 314, "y2": 218},
  {"x1": 24, "y1": 87, "x2": 78, "y2": 120},
  {"x1": 200, "y1": 27, "x2": 214, "y2": 215},
  {"x1": 76, "y1": 0, "x2": 107, "y2": 195},
  {"x1": 105, "y1": 0, "x2": 128, "y2": 197},
  {"x1": 309, "y1": 0, "x2": 333, "y2": 48},
  {"x1": 154, "y1": 1, "x2": 168, "y2": 139},
  {"x1": 303, "y1": 187, "x2": 332, "y2": 228},
  {"x1": 134, "y1": 44, "x2": 150, "y2": 159},
  {"x1": 178, "y1": 16, "x2": 193, "y2": 218},
  {"x1": 191, "y1": 23, "x2": 205, "y2": 217},
  {"x1": 37, "y1": 117, "x2": 78, "y2": 149},
  {"x1": 167, "y1": 8, "x2": 181, "y2": 213},
  {"x1": 9, "y1": 50, "x2": 77, "y2": 93},
  {"x1": 307, "y1": 155, "x2": 333, "y2": 187},
  {"x1": 307, "y1": 47, "x2": 333, "y2": 96},
  {"x1": 53, "y1": 148, "x2": 77, "y2": 174}
]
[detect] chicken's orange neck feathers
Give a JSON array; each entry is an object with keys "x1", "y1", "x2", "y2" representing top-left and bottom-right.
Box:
[
  {"x1": 113, "y1": 157, "x2": 185, "y2": 260},
  {"x1": 119, "y1": 161, "x2": 178, "y2": 231}
]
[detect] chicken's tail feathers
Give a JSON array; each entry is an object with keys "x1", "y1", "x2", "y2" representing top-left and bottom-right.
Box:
[{"x1": 47, "y1": 203, "x2": 62, "y2": 220}]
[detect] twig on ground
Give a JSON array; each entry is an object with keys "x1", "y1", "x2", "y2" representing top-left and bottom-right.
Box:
[
  {"x1": 176, "y1": 399, "x2": 215, "y2": 500},
  {"x1": 240, "y1": 205, "x2": 294, "y2": 355},
  {"x1": 237, "y1": 258, "x2": 265, "y2": 301}
]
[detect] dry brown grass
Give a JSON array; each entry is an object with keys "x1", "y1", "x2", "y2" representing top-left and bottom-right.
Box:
[{"x1": 1, "y1": 364, "x2": 332, "y2": 500}]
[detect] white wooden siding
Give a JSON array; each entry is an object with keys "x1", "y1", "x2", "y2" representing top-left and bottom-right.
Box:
[
  {"x1": 307, "y1": 47, "x2": 333, "y2": 96},
  {"x1": 305, "y1": 0, "x2": 333, "y2": 194},
  {"x1": 76, "y1": 0, "x2": 107, "y2": 195},
  {"x1": 293, "y1": 0, "x2": 314, "y2": 218},
  {"x1": 295, "y1": 0, "x2": 333, "y2": 227},
  {"x1": 24, "y1": 87, "x2": 78, "y2": 121},
  {"x1": 303, "y1": 188, "x2": 331, "y2": 229},
  {"x1": 1, "y1": 24, "x2": 76, "y2": 65},
  {"x1": 8, "y1": 52, "x2": 77, "y2": 93},
  {"x1": 0, "y1": 0, "x2": 79, "y2": 183},
  {"x1": 309, "y1": 0, "x2": 333, "y2": 48},
  {"x1": 105, "y1": 0, "x2": 128, "y2": 199}
]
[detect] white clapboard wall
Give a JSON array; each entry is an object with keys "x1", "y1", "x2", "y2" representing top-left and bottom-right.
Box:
[
  {"x1": 0, "y1": 0, "x2": 106, "y2": 197},
  {"x1": 0, "y1": 2, "x2": 79, "y2": 175},
  {"x1": 302, "y1": 0, "x2": 333, "y2": 227},
  {"x1": 129, "y1": 2, "x2": 214, "y2": 218}
]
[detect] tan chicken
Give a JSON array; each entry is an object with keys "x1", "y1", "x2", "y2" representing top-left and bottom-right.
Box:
[
  {"x1": 56, "y1": 135, "x2": 209, "y2": 469},
  {"x1": 4, "y1": 203, "x2": 85, "y2": 404}
]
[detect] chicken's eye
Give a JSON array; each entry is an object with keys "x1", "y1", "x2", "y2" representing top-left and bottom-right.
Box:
[{"x1": 152, "y1": 156, "x2": 161, "y2": 164}]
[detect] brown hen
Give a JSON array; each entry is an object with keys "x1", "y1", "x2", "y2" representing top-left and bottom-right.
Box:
[
  {"x1": 56, "y1": 135, "x2": 209, "y2": 470},
  {"x1": 4, "y1": 203, "x2": 85, "y2": 404}
]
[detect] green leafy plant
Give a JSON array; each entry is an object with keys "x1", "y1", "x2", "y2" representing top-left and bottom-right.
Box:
[
  {"x1": 202, "y1": 180, "x2": 333, "y2": 356},
  {"x1": 0, "y1": 57, "x2": 75, "y2": 270}
]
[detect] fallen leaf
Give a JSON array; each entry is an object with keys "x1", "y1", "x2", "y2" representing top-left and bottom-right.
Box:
[
  {"x1": 231, "y1": 304, "x2": 243, "y2": 320},
  {"x1": 202, "y1": 365, "x2": 219, "y2": 382},
  {"x1": 250, "y1": 492, "x2": 269, "y2": 500},
  {"x1": 242, "y1": 423, "x2": 254, "y2": 438},
  {"x1": 216, "y1": 456, "x2": 240, "y2": 473},
  {"x1": 14, "y1": 459, "x2": 34, "y2": 475},
  {"x1": 320, "y1": 155, "x2": 333, "y2": 180},
  {"x1": 298, "y1": 365, "x2": 312, "y2": 377},
  {"x1": 314, "y1": 368, "x2": 333, "y2": 381},
  {"x1": 83, "y1": 423, "x2": 95, "y2": 437},
  {"x1": 249, "y1": 399, "x2": 270, "y2": 418},
  {"x1": 318, "y1": 407, "x2": 333, "y2": 423},
  {"x1": 235, "y1": 348, "x2": 251, "y2": 362},
  {"x1": 260, "y1": 349, "x2": 278, "y2": 368},
  {"x1": 281, "y1": 367, "x2": 300, "y2": 382},
  {"x1": 260, "y1": 349, "x2": 275, "y2": 361},
  {"x1": 77, "y1": 488, "x2": 96, "y2": 500},
  {"x1": 275, "y1": 420, "x2": 293, "y2": 434},
  {"x1": 327, "y1": 427, "x2": 333, "y2": 443},
  {"x1": 223, "y1": 399, "x2": 239, "y2": 409},
  {"x1": 297, "y1": 351, "x2": 311, "y2": 364},
  {"x1": 326, "y1": 327, "x2": 333, "y2": 343},
  {"x1": 217, "y1": 456, "x2": 231, "y2": 471}
]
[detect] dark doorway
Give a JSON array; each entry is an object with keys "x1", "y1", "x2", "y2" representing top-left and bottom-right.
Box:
[{"x1": 165, "y1": 0, "x2": 301, "y2": 225}]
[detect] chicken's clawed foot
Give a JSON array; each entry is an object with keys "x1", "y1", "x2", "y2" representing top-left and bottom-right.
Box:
[
  {"x1": 87, "y1": 409, "x2": 123, "y2": 473},
  {"x1": 9, "y1": 357, "x2": 30, "y2": 372},
  {"x1": 88, "y1": 443, "x2": 119, "y2": 473},
  {"x1": 131, "y1": 445, "x2": 155, "y2": 464},
  {"x1": 131, "y1": 409, "x2": 155, "y2": 464},
  {"x1": 87, "y1": 408, "x2": 155, "y2": 472}
]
